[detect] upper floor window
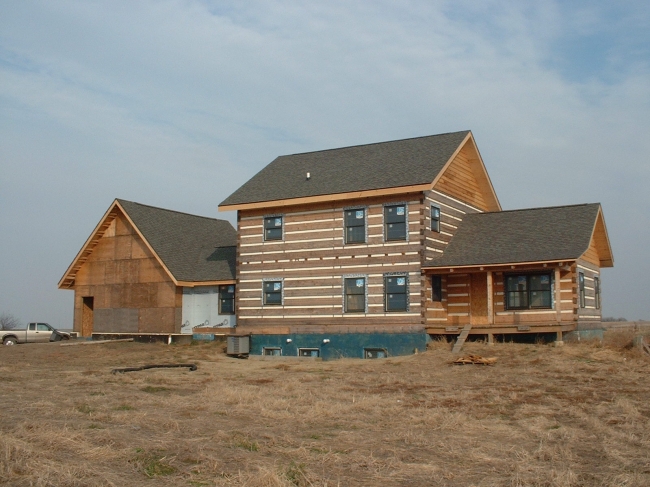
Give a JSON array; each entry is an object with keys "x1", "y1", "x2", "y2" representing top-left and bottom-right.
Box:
[
  {"x1": 344, "y1": 277, "x2": 366, "y2": 313},
  {"x1": 344, "y1": 209, "x2": 366, "y2": 244},
  {"x1": 264, "y1": 216, "x2": 283, "y2": 241},
  {"x1": 431, "y1": 205, "x2": 441, "y2": 232},
  {"x1": 263, "y1": 280, "x2": 283, "y2": 305},
  {"x1": 385, "y1": 275, "x2": 408, "y2": 312},
  {"x1": 431, "y1": 275, "x2": 442, "y2": 302},
  {"x1": 594, "y1": 276, "x2": 601, "y2": 309},
  {"x1": 579, "y1": 272, "x2": 586, "y2": 308},
  {"x1": 505, "y1": 273, "x2": 552, "y2": 310},
  {"x1": 384, "y1": 204, "x2": 406, "y2": 241},
  {"x1": 219, "y1": 285, "x2": 235, "y2": 314}
]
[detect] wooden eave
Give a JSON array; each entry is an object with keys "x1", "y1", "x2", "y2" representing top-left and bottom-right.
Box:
[
  {"x1": 218, "y1": 184, "x2": 431, "y2": 212},
  {"x1": 218, "y1": 132, "x2": 502, "y2": 213},
  {"x1": 177, "y1": 279, "x2": 236, "y2": 287},
  {"x1": 422, "y1": 260, "x2": 574, "y2": 273},
  {"x1": 58, "y1": 200, "x2": 180, "y2": 289},
  {"x1": 429, "y1": 132, "x2": 501, "y2": 212},
  {"x1": 580, "y1": 206, "x2": 614, "y2": 267},
  {"x1": 58, "y1": 200, "x2": 121, "y2": 289}
]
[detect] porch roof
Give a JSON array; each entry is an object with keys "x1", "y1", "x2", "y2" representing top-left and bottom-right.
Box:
[{"x1": 423, "y1": 203, "x2": 609, "y2": 269}]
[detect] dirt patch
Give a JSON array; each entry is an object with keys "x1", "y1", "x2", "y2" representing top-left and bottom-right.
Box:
[{"x1": 1, "y1": 332, "x2": 649, "y2": 486}]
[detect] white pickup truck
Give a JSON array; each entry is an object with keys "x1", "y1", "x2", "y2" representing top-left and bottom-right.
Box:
[{"x1": 1, "y1": 323, "x2": 71, "y2": 345}]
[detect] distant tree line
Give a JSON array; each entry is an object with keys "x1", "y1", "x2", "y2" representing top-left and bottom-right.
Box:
[
  {"x1": 602, "y1": 317, "x2": 628, "y2": 322},
  {"x1": 0, "y1": 313, "x2": 22, "y2": 330}
]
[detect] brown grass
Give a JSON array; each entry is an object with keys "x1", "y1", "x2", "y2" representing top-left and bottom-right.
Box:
[{"x1": 1, "y1": 331, "x2": 649, "y2": 486}]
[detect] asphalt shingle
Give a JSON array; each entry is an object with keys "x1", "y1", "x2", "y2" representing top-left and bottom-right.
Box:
[
  {"x1": 118, "y1": 199, "x2": 236, "y2": 282},
  {"x1": 424, "y1": 204, "x2": 601, "y2": 268},
  {"x1": 220, "y1": 131, "x2": 470, "y2": 206}
]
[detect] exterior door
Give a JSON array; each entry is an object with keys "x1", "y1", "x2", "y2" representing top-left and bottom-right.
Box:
[{"x1": 82, "y1": 297, "x2": 94, "y2": 337}]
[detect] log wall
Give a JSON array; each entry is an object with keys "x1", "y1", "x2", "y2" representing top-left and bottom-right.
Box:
[
  {"x1": 423, "y1": 189, "x2": 482, "y2": 262},
  {"x1": 576, "y1": 259, "x2": 602, "y2": 325},
  {"x1": 236, "y1": 194, "x2": 425, "y2": 333},
  {"x1": 424, "y1": 265, "x2": 579, "y2": 330}
]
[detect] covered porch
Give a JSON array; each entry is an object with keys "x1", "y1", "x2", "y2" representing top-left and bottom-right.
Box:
[{"x1": 423, "y1": 261, "x2": 578, "y2": 338}]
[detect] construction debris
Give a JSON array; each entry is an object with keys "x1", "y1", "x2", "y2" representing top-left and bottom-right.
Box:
[
  {"x1": 111, "y1": 363, "x2": 197, "y2": 374},
  {"x1": 452, "y1": 354, "x2": 497, "y2": 366}
]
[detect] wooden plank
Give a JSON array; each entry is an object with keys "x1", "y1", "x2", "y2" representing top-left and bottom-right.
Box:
[
  {"x1": 487, "y1": 271, "x2": 494, "y2": 325},
  {"x1": 470, "y1": 274, "x2": 488, "y2": 325},
  {"x1": 451, "y1": 325, "x2": 472, "y2": 354},
  {"x1": 220, "y1": 185, "x2": 430, "y2": 211},
  {"x1": 555, "y1": 267, "x2": 562, "y2": 323}
]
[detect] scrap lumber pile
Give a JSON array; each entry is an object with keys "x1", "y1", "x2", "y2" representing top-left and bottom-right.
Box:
[{"x1": 452, "y1": 354, "x2": 497, "y2": 366}]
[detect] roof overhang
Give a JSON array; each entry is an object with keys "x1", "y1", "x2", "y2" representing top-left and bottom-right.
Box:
[
  {"x1": 58, "y1": 199, "x2": 179, "y2": 289},
  {"x1": 582, "y1": 206, "x2": 614, "y2": 267},
  {"x1": 218, "y1": 184, "x2": 431, "y2": 212},
  {"x1": 177, "y1": 280, "x2": 236, "y2": 287},
  {"x1": 218, "y1": 131, "x2": 501, "y2": 213},
  {"x1": 423, "y1": 260, "x2": 576, "y2": 273},
  {"x1": 429, "y1": 132, "x2": 501, "y2": 212}
]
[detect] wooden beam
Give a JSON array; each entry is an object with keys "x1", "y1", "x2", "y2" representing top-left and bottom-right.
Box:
[
  {"x1": 487, "y1": 271, "x2": 494, "y2": 325},
  {"x1": 555, "y1": 267, "x2": 562, "y2": 324},
  {"x1": 176, "y1": 280, "x2": 236, "y2": 287},
  {"x1": 218, "y1": 184, "x2": 431, "y2": 212},
  {"x1": 423, "y1": 260, "x2": 573, "y2": 272}
]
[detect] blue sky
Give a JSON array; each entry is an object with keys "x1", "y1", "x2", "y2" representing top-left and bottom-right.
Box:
[{"x1": 1, "y1": 0, "x2": 648, "y2": 326}]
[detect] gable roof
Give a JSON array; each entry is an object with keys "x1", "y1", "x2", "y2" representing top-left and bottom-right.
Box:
[
  {"x1": 423, "y1": 203, "x2": 614, "y2": 269},
  {"x1": 220, "y1": 130, "x2": 489, "y2": 210},
  {"x1": 59, "y1": 199, "x2": 236, "y2": 288}
]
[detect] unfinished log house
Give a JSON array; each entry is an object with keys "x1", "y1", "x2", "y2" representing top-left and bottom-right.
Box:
[
  {"x1": 59, "y1": 200, "x2": 237, "y2": 337},
  {"x1": 219, "y1": 130, "x2": 613, "y2": 357}
]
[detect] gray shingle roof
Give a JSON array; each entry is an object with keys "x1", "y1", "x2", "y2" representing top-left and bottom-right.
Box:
[
  {"x1": 220, "y1": 131, "x2": 470, "y2": 206},
  {"x1": 424, "y1": 204, "x2": 601, "y2": 268},
  {"x1": 118, "y1": 200, "x2": 236, "y2": 282}
]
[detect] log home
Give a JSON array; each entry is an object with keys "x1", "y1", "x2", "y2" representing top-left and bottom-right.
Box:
[
  {"x1": 59, "y1": 199, "x2": 237, "y2": 337},
  {"x1": 219, "y1": 130, "x2": 613, "y2": 358}
]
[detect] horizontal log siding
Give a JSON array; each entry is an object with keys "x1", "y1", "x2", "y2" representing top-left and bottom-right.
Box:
[
  {"x1": 576, "y1": 259, "x2": 602, "y2": 323},
  {"x1": 423, "y1": 189, "x2": 481, "y2": 262},
  {"x1": 492, "y1": 266, "x2": 575, "y2": 325},
  {"x1": 236, "y1": 195, "x2": 425, "y2": 332},
  {"x1": 432, "y1": 146, "x2": 490, "y2": 211},
  {"x1": 425, "y1": 266, "x2": 577, "y2": 329}
]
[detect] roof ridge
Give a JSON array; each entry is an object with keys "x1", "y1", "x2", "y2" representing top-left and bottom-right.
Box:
[
  {"x1": 117, "y1": 199, "x2": 226, "y2": 223},
  {"x1": 477, "y1": 202, "x2": 600, "y2": 215},
  {"x1": 279, "y1": 130, "x2": 471, "y2": 158}
]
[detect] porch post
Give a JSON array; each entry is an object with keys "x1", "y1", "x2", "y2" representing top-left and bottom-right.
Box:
[
  {"x1": 487, "y1": 271, "x2": 494, "y2": 325},
  {"x1": 554, "y1": 267, "x2": 562, "y2": 324}
]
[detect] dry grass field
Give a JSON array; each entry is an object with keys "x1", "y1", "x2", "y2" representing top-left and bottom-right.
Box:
[{"x1": 1, "y1": 331, "x2": 649, "y2": 487}]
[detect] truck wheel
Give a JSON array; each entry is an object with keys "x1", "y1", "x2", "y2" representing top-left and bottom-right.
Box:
[{"x1": 3, "y1": 337, "x2": 18, "y2": 346}]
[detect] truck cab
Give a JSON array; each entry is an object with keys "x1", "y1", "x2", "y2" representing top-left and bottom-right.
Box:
[{"x1": 2, "y1": 323, "x2": 70, "y2": 345}]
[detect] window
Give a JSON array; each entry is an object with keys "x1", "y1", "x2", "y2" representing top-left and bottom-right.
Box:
[
  {"x1": 384, "y1": 204, "x2": 406, "y2": 241},
  {"x1": 431, "y1": 205, "x2": 441, "y2": 232},
  {"x1": 505, "y1": 273, "x2": 552, "y2": 310},
  {"x1": 298, "y1": 348, "x2": 320, "y2": 357},
  {"x1": 28, "y1": 323, "x2": 36, "y2": 331},
  {"x1": 344, "y1": 277, "x2": 366, "y2": 313},
  {"x1": 37, "y1": 323, "x2": 50, "y2": 331},
  {"x1": 219, "y1": 285, "x2": 235, "y2": 314},
  {"x1": 263, "y1": 280, "x2": 283, "y2": 305},
  {"x1": 264, "y1": 216, "x2": 283, "y2": 241},
  {"x1": 431, "y1": 275, "x2": 442, "y2": 302},
  {"x1": 344, "y1": 208, "x2": 366, "y2": 244},
  {"x1": 263, "y1": 347, "x2": 281, "y2": 356},
  {"x1": 579, "y1": 272, "x2": 586, "y2": 308},
  {"x1": 364, "y1": 348, "x2": 387, "y2": 359},
  {"x1": 385, "y1": 275, "x2": 408, "y2": 312},
  {"x1": 594, "y1": 276, "x2": 601, "y2": 309}
]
